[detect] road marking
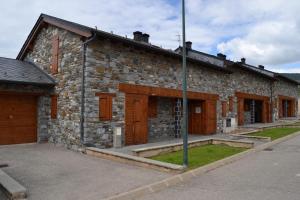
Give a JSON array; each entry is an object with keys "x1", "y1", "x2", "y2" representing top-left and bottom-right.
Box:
[
  {"x1": 296, "y1": 174, "x2": 300, "y2": 177},
  {"x1": 273, "y1": 163, "x2": 278, "y2": 166}
]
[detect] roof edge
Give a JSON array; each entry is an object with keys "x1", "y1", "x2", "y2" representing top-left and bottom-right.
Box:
[
  {"x1": 17, "y1": 13, "x2": 92, "y2": 60},
  {"x1": 275, "y1": 73, "x2": 300, "y2": 85},
  {"x1": 26, "y1": 60, "x2": 57, "y2": 85}
]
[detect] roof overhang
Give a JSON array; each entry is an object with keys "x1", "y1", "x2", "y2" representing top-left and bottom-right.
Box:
[
  {"x1": 17, "y1": 14, "x2": 231, "y2": 73},
  {"x1": 17, "y1": 14, "x2": 92, "y2": 60},
  {"x1": 275, "y1": 74, "x2": 300, "y2": 85},
  {"x1": 232, "y1": 63, "x2": 276, "y2": 81},
  {"x1": 93, "y1": 31, "x2": 232, "y2": 73},
  {"x1": 0, "y1": 79, "x2": 55, "y2": 87}
]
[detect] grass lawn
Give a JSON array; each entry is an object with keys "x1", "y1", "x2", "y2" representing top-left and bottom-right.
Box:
[
  {"x1": 150, "y1": 144, "x2": 247, "y2": 169},
  {"x1": 249, "y1": 127, "x2": 300, "y2": 140}
]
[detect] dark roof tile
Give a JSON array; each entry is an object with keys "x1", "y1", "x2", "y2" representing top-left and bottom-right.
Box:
[{"x1": 0, "y1": 57, "x2": 55, "y2": 86}]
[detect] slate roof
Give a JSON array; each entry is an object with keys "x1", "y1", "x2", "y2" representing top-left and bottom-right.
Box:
[
  {"x1": 0, "y1": 57, "x2": 56, "y2": 86},
  {"x1": 280, "y1": 73, "x2": 300, "y2": 83},
  {"x1": 15, "y1": 14, "x2": 299, "y2": 85},
  {"x1": 17, "y1": 14, "x2": 231, "y2": 73}
]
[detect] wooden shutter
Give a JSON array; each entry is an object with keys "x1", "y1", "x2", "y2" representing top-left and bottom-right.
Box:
[
  {"x1": 148, "y1": 96, "x2": 157, "y2": 118},
  {"x1": 204, "y1": 100, "x2": 216, "y2": 134},
  {"x1": 96, "y1": 93, "x2": 115, "y2": 121},
  {"x1": 279, "y1": 98, "x2": 283, "y2": 118},
  {"x1": 291, "y1": 99, "x2": 296, "y2": 117},
  {"x1": 237, "y1": 98, "x2": 244, "y2": 125},
  {"x1": 296, "y1": 100, "x2": 298, "y2": 116},
  {"x1": 51, "y1": 35, "x2": 59, "y2": 74},
  {"x1": 51, "y1": 95, "x2": 58, "y2": 119},
  {"x1": 229, "y1": 96, "x2": 233, "y2": 112},
  {"x1": 221, "y1": 101, "x2": 227, "y2": 117}
]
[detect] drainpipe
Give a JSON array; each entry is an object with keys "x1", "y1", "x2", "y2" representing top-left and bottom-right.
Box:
[
  {"x1": 270, "y1": 81, "x2": 274, "y2": 122},
  {"x1": 80, "y1": 32, "x2": 97, "y2": 144}
]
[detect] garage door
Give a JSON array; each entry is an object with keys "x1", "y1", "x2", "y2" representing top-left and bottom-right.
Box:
[{"x1": 0, "y1": 94, "x2": 37, "y2": 145}]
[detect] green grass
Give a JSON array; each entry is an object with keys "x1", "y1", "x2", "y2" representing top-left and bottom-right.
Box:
[
  {"x1": 249, "y1": 127, "x2": 300, "y2": 140},
  {"x1": 150, "y1": 144, "x2": 247, "y2": 169}
]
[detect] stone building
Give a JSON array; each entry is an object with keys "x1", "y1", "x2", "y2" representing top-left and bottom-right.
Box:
[{"x1": 0, "y1": 14, "x2": 298, "y2": 149}]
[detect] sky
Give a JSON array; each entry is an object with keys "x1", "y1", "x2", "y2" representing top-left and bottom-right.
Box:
[{"x1": 1, "y1": 0, "x2": 300, "y2": 73}]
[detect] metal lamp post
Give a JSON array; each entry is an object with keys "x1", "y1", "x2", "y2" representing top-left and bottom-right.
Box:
[{"x1": 181, "y1": 0, "x2": 188, "y2": 168}]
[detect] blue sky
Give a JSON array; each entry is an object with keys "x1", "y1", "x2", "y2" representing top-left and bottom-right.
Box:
[{"x1": 0, "y1": 0, "x2": 300, "y2": 73}]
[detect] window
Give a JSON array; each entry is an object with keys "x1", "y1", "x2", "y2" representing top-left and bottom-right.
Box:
[
  {"x1": 96, "y1": 93, "x2": 115, "y2": 121},
  {"x1": 51, "y1": 35, "x2": 59, "y2": 74},
  {"x1": 51, "y1": 95, "x2": 58, "y2": 119}
]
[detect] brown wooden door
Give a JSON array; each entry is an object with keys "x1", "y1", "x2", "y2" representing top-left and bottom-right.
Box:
[
  {"x1": 125, "y1": 94, "x2": 148, "y2": 145},
  {"x1": 203, "y1": 100, "x2": 217, "y2": 135},
  {"x1": 0, "y1": 95, "x2": 37, "y2": 145},
  {"x1": 188, "y1": 101, "x2": 203, "y2": 134}
]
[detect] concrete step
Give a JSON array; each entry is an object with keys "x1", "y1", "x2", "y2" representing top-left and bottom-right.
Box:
[{"x1": 0, "y1": 169, "x2": 27, "y2": 200}]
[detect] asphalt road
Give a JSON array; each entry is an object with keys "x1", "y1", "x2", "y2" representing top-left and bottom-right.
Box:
[{"x1": 140, "y1": 134, "x2": 300, "y2": 200}]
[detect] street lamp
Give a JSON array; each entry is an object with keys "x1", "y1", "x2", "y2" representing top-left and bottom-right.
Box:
[{"x1": 181, "y1": 0, "x2": 188, "y2": 168}]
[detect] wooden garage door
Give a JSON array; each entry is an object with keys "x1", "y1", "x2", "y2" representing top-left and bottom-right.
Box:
[{"x1": 0, "y1": 94, "x2": 37, "y2": 145}]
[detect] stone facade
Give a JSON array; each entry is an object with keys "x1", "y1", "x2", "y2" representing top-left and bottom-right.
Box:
[
  {"x1": 148, "y1": 97, "x2": 175, "y2": 140},
  {"x1": 84, "y1": 38, "x2": 232, "y2": 147},
  {"x1": 273, "y1": 77, "x2": 298, "y2": 120},
  {"x1": 24, "y1": 25, "x2": 84, "y2": 150},
  {"x1": 15, "y1": 23, "x2": 299, "y2": 149}
]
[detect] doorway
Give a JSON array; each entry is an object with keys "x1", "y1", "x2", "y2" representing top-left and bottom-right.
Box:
[
  {"x1": 125, "y1": 94, "x2": 148, "y2": 145},
  {"x1": 188, "y1": 100, "x2": 204, "y2": 134}
]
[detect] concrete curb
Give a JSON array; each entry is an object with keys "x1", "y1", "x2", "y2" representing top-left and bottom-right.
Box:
[
  {"x1": 0, "y1": 169, "x2": 27, "y2": 200},
  {"x1": 229, "y1": 134, "x2": 271, "y2": 142},
  {"x1": 87, "y1": 139, "x2": 253, "y2": 173},
  {"x1": 102, "y1": 131, "x2": 300, "y2": 200},
  {"x1": 86, "y1": 147, "x2": 184, "y2": 173}
]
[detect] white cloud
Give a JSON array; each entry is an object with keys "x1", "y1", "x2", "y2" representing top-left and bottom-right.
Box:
[{"x1": 1, "y1": 0, "x2": 300, "y2": 72}]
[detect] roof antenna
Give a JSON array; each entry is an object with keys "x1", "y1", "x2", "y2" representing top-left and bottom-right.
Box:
[{"x1": 95, "y1": 26, "x2": 98, "y2": 30}]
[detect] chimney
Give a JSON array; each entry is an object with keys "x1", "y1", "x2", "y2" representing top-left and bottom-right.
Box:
[
  {"x1": 258, "y1": 65, "x2": 264, "y2": 69},
  {"x1": 142, "y1": 33, "x2": 149, "y2": 43},
  {"x1": 133, "y1": 31, "x2": 143, "y2": 41},
  {"x1": 217, "y1": 53, "x2": 226, "y2": 60},
  {"x1": 241, "y1": 58, "x2": 246, "y2": 64},
  {"x1": 186, "y1": 41, "x2": 192, "y2": 50}
]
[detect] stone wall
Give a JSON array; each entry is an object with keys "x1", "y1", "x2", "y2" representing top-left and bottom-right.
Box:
[
  {"x1": 84, "y1": 38, "x2": 232, "y2": 146},
  {"x1": 228, "y1": 65, "x2": 272, "y2": 96},
  {"x1": 17, "y1": 25, "x2": 299, "y2": 148},
  {"x1": 24, "y1": 25, "x2": 84, "y2": 150},
  {"x1": 148, "y1": 97, "x2": 175, "y2": 140},
  {"x1": 273, "y1": 77, "x2": 298, "y2": 119}
]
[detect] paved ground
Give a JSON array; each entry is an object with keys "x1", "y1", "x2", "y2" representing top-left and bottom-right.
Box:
[
  {"x1": 140, "y1": 134, "x2": 300, "y2": 200},
  {"x1": 0, "y1": 144, "x2": 170, "y2": 200}
]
